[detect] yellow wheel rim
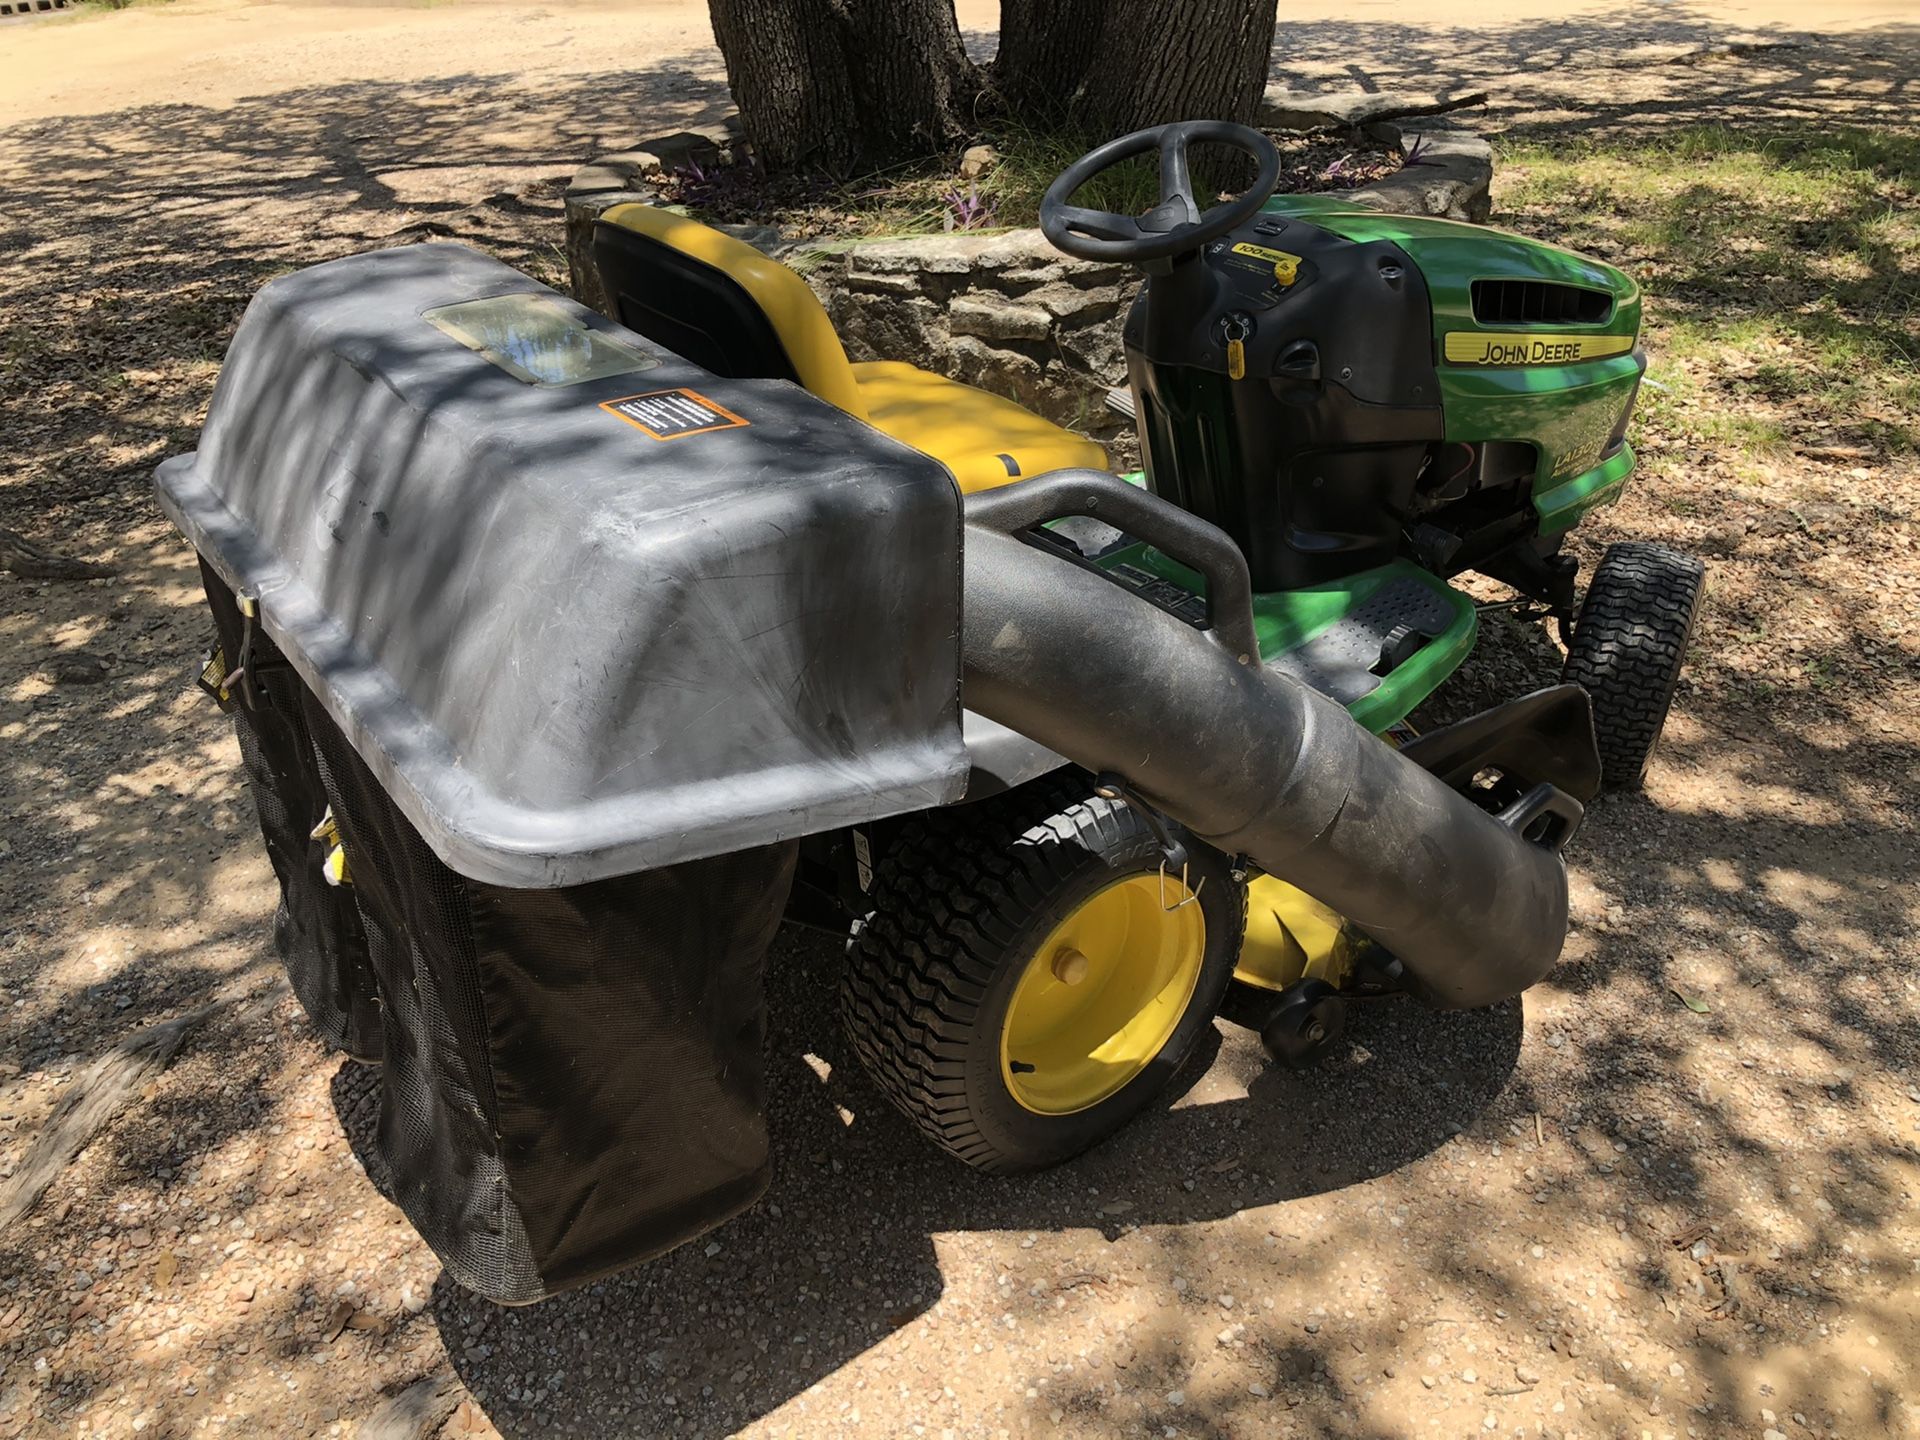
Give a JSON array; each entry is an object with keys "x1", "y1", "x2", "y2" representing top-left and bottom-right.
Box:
[{"x1": 999, "y1": 873, "x2": 1208, "y2": 1116}]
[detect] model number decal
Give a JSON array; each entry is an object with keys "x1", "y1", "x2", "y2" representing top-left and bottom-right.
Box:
[
  {"x1": 1444, "y1": 332, "x2": 1635, "y2": 367},
  {"x1": 1228, "y1": 242, "x2": 1302, "y2": 285},
  {"x1": 1551, "y1": 393, "x2": 1636, "y2": 478}
]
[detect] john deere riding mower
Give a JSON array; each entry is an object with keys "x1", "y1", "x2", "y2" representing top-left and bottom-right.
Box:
[{"x1": 159, "y1": 121, "x2": 1701, "y2": 1302}]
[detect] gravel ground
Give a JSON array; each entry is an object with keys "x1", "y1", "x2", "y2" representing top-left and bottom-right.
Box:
[{"x1": 1, "y1": 3, "x2": 1917, "y2": 1438}]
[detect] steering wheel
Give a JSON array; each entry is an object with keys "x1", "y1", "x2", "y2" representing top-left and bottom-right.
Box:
[{"x1": 1040, "y1": 120, "x2": 1283, "y2": 264}]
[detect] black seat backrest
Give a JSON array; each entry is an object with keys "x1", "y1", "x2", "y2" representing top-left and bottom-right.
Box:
[{"x1": 591, "y1": 218, "x2": 803, "y2": 386}]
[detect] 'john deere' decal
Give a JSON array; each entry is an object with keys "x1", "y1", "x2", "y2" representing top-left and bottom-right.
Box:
[{"x1": 1443, "y1": 332, "x2": 1635, "y2": 367}]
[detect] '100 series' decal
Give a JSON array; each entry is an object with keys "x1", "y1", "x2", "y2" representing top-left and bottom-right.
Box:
[{"x1": 1444, "y1": 332, "x2": 1635, "y2": 367}]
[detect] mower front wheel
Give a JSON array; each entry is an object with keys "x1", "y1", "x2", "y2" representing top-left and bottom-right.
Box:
[
  {"x1": 841, "y1": 783, "x2": 1243, "y2": 1174},
  {"x1": 1562, "y1": 541, "x2": 1706, "y2": 790}
]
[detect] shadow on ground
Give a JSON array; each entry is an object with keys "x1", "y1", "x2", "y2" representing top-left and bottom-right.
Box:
[
  {"x1": 1259, "y1": 10, "x2": 1918, "y2": 141},
  {"x1": 324, "y1": 938, "x2": 1522, "y2": 1434}
]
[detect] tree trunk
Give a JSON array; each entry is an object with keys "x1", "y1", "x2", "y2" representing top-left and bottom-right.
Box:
[
  {"x1": 994, "y1": 0, "x2": 1109, "y2": 121},
  {"x1": 995, "y1": 0, "x2": 1276, "y2": 136},
  {"x1": 708, "y1": 0, "x2": 980, "y2": 174}
]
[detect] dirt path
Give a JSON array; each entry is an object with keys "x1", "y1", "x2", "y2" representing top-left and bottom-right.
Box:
[
  {"x1": 1, "y1": 3, "x2": 1917, "y2": 1439},
  {"x1": 1, "y1": 0, "x2": 1910, "y2": 127}
]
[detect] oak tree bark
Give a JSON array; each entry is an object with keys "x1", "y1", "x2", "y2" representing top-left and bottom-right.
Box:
[
  {"x1": 708, "y1": 0, "x2": 1276, "y2": 176},
  {"x1": 708, "y1": 0, "x2": 979, "y2": 174},
  {"x1": 993, "y1": 0, "x2": 1109, "y2": 121},
  {"x1": 996, "y1": 0, "x2": 1276, "y2": 136}
]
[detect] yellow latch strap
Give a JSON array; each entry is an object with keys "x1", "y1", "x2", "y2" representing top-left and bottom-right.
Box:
[{"x1": 310, "y1": 807, "x2": 352, "y2": 887}]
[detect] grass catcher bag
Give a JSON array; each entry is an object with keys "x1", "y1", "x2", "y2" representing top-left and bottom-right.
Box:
[
  {"x1": 302, "y1": 696, "x2": 796, "y2": 1301},
  {"x1": 156, "y1": 244, "x2": 966, "y2": 1299}
]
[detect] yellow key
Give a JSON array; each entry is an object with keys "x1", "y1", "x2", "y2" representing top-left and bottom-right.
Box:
[{"x1": 1227, "y1": 337, "x2": 1246, "y2": 380}]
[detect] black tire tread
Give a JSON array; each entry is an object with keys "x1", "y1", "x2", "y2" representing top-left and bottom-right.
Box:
[
  {"x1": 1563, "y1": 541, "x2": 1705, "y2": 790},
  {"x1": 840, "y1": 780, "x2": 1238, "y2": 1173}
]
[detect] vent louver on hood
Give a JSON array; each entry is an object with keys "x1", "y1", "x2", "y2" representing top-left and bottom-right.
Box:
[{"x1": 1471, "y1": 279, "x2": 1612, "y2": 326}]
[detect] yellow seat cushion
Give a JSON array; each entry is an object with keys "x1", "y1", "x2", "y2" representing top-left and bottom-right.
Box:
[
  {"x1": 597, "y1": 205, "x2": 1109, "y2": 491},
  {"x1": 851, "y1": 361, "x2": 1107, "y2": 494}
]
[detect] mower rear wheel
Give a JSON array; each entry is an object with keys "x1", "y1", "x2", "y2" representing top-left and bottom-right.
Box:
[
  {"x1": 1562, "y1": 541, "x2": 1705, "y2": 790},
  {"x1": 841, "y1": 782, "x2": 1243, "y2": 1174}
]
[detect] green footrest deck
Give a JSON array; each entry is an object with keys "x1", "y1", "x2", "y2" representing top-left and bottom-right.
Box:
[{"x1": 1097, "y1": 548, "x2": 1478, "y2": 734}]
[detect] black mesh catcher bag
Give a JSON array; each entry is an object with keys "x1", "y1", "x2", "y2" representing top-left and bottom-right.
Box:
[
  {"x1": 200, "y1": 562, "x2": 384, "y2": 1061},
  {"x1": 299, "y1": 689, "x2": 797, "y2": 1303}
]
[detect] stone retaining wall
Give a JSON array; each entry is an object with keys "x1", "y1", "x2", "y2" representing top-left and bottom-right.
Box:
[
  {"x1": 813, "y1": 229, "x2": 1137, "y2": 441},
  {"x1": 563, "y1": 113, "x2": 1494, "y2": 437}
]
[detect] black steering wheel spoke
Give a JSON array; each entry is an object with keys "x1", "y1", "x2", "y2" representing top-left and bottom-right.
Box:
[
  {"x1": 1156, "y1": 131, "x2": 1201, "y2": 227},
  {"x1": 1040, "y1": 120, "x2": 1282, "y2": 265},
  {"x1": 1057, "y1": 205, "x2": 1147, "y2": 244}
]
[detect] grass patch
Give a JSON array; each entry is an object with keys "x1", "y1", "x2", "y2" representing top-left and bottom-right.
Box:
[{"x1": 1496, "y1": 125, "x2": 1920, "y2": 472}]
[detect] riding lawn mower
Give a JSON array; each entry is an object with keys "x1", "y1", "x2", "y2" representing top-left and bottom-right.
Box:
[{"x1": 159, "y1": 121, "x2": 1703, "y2": 1303}]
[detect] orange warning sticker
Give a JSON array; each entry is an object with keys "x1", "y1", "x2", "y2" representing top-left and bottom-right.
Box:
[{"x1": 600, "y1": 388, "x2": 750, "y2": 440}]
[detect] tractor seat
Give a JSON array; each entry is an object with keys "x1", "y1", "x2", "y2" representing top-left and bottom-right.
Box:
[{"x1": 591, "y1": 205, "x2": 1106, "y2": 492}]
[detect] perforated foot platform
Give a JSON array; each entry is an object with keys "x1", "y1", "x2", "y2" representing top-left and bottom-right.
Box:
[{"x1": 1266, "y1": 576, "x2": 1459, "y2": 705}]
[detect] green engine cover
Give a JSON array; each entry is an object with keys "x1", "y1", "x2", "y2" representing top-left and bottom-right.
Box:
[{"x1": 1262, "y1": 196, "x2": 1645, "y2": 534}]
